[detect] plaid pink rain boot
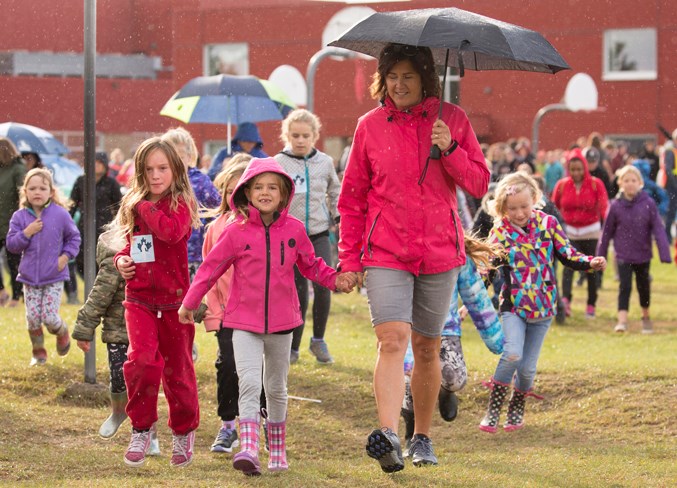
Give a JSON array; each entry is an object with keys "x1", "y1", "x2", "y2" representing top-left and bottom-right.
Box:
[
  {"x1": 267, "y1": 420, "x2": 288, "y2": 472},
  {"x1": 233, "y1": 418, "x2": 261, "y2": 476}
]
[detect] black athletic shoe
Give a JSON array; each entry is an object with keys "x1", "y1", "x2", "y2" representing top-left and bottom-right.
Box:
[
  {"x1": 410, "y1": 434, "x2": 438, "y2": 467},
  {"x1": 365, "y1": 428, "x2": 404, "y2": 473}
]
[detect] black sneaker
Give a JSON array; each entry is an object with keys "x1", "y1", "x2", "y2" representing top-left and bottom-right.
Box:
[
  {"x1": 410, "y1": 434, "x2": 438, "y2": 467},
  {"x1": 365, "y1": 428, "x2": 404, "y2": 473}
]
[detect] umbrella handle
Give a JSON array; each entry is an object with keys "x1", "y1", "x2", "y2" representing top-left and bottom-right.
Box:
[{"x1": 429, "y1": 49, "x2": 451, "y2": 161}]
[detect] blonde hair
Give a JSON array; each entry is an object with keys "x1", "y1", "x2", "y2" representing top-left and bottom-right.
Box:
[
  {"x1": 489, "y1": 171, "x2": 542, "y2": 223},
  {"x1": 214, "y1": 153, "x2": 253, "y2": 191},
  {"x1": 161, "y1": 127, "x2": 198, "y2": 168},
  {"x1": 464, "y1": 233, "x2": 503, "y2": 270},
  {"x1": 20, "y1": 168, "x2": 67, "y2": 208},
  {"x1": 206, "y1": 161, "x2": 249, "y2": 221},
  {"x1": 280, "y1": 109, "x2": 321, "y2": 145},
  {"x1": 616, "y1": 165, "x2": 644, "y2": 188},
  {"x1": 231, "y1": 171, "x2": 291, "y2": 224},
  {"x1": 117, "y1": 137, "x2": 200, "y2": 238}
]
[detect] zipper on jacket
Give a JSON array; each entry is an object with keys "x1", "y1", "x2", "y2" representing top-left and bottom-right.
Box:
[
  {"x1": 451, "y1": 211, "x2": 460, "y2": 255},
  {"x1": 304, "y1": 158, "x2": 310, "y2": 230},
  {"x1": 366, "y1": 211, "x2": 381, "y2": 258},
  {"x1": 264, "y1": 225, "x2": 271, "y2": 333},
  {"x1": 280, "y1": 240, "x2": 285, "y2": 265}
]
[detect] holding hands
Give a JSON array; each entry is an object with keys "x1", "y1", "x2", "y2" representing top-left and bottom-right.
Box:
[
  {"x1": 590, "y1": 256, "x2": 607, "y2": 271},
  {"x1": 177, "y1": 305, "x2": 194, "y2": 324},
  {"x1": 335, "y1": 272, "x2": 358, "y2": 293},
  {"x1": 23, "y1": 218, "x2": 43, "y2": 238}
]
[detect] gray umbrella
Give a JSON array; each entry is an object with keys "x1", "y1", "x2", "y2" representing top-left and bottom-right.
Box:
[{"x1": 329, "y1": 7, "x2": 570, "y2": 158}]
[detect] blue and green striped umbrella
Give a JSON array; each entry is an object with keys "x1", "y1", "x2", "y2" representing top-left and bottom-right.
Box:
[{"x1": 160, "y1": 74, "x2": 296, "y2": 125}]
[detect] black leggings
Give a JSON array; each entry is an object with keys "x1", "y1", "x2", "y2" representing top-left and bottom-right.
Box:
[
  {"x1": 562, "y1": 238, "x2": 599, "y2": 306},
  {"x1": 107, "y1": 342, "x2": 128, "y2": 394},
  {"x1": 617, "y1": 261, "x2": 651, "y2": 311},
  {"x1": 0, "y1": 238, "x2": 22, "y2": 300},
  {"x1": 291, "y1": 232, "x2": 332, "y2": 351},
  {"x1": 215, "y1": 327, "x2": 266, "y2": 421}
]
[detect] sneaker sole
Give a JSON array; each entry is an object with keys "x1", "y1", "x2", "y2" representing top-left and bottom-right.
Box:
[
  {"x1": 211, "y1": 439, "x2": 239, "y2": 453},
  {"x1": 124, "y1": 456, "x2": 146, "y2": 468},
  {"x1": 365, "y1": 430, "x2": 404, "y2": 473},
  {"x1": 412, "y1": 458, "x2": 438, "y2": 467}
]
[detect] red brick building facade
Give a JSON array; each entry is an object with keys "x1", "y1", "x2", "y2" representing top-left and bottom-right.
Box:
[{"x1": 0, "y1": 0, "x2": 675, "y2": 160}]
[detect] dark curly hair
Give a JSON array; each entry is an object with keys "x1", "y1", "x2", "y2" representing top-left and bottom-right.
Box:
[{"x1": 369, "y1": 43, "x2": 441, "y2": 102}]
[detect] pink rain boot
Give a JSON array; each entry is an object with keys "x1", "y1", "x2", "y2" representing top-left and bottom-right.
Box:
[
  {"x1": 233, "y1": 418, "x2": 261, "y2": 476},
  {"x1": 267, "y1": 420, "x2": 288, "y2": 472}
]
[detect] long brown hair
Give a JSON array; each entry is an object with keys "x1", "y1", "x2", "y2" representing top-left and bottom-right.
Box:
[
  {"x1": 117, "y1": 137, "x2": 200, "y2": 238},
  {"x1": 20, "y1": 168, "x2": 67, "y2": 209},
  {"x1": 0, "y1": 137, "x2": 20, "y2": 167},
  {"x1": 464, "y1": 233, "x2": 503, "y2": 270},
  {"x1": 369, "y1": 43, "x2": 441, "y2": 101}
]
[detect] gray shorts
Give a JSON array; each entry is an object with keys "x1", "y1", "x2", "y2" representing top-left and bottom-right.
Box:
[{"x1": 364, "y1": 266, "x2": 459, "y2": 338}]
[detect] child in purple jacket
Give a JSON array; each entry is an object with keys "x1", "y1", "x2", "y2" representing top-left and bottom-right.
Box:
[
  {"x1": 598, "y1": 165, "x2": 671, "y2": 333},
  {"x1": 6, "y1": 168, "x2": 81, "y2": 366}
]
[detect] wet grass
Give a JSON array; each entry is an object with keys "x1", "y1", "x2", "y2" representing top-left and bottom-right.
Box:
[{"x1": 0, "y1": 256, "x2": 675, "y2": 487}]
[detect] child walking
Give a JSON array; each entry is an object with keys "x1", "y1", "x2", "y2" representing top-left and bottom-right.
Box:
[
  {"x1": 401, "y1": 236, "x2": 504, "y2": 456},
  {"x1": 597, "y1": 165, "x2": 671, "y2": 333},
  {"x1": 179, "y1": 157, "x2": 354, "y2": 476},
  {"x1": 6, "y1": 168, "x2": 80, "y2": 366},
  {"x1": 71, "y1": 220, "x2": 157, "y2": 454},
  {"x1": 479, "y1": 172, "x2": 606, "y2": 433},
  {"x1": 200, "y1": 156, "x2": 264, "y2": 454},
  {"x1": 114, "y1": 137, "x2": 201, "y2": 468},
  {"x1": 274, "y1": 109, "x2": 341, "y2": 364}
]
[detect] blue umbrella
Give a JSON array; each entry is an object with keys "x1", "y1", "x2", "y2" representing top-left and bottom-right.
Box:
[
  {"x1": 0, "y1": 122, "x2": 70, "y2": 155},
  {"x1": 41, "y1": 154, "x2": 83, "y2": 199},
  {"x1": 160, "y1": 74, "x2": 296, "y2": 154}
]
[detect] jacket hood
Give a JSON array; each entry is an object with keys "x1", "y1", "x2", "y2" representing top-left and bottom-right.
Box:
[
  {"x1": 231, "y1": 157, "x2": 295, "y2": 215},
  {"x1": 632, "y1": 159, "x2": 651, "y2": 181},
  {"x1": 381, "y1": 96, "x2": 439, "y2": 122},
  {"x1": 98, "y1": 228, "x2": 126, "y2": 258},
  {"x1": 279, "y1": 148, "x2": 318, "y2": 160},
  {"x1": 565, "y1": 148, "x2": 591, "y2": 179},
  {"x1": 234, "y1": 122, "x2": 263, "y2": 147}
]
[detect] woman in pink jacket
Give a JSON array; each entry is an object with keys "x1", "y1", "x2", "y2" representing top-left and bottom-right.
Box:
[
  {"x1": 338, "y1": 43, "x2": 490, "y2": 472},
  {"x1": 179, "y1": 157, "x2": 354, "y2": 476}
]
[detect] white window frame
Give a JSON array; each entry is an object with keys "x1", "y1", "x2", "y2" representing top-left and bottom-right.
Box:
[
  {"x1": 203, "y1": 43, "x2": 249, "y2": 77},
  {"x1": 602, "y1": 28, "x2": 657, "y2": 81}
]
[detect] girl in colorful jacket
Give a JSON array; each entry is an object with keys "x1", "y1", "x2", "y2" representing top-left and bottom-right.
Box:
[
  {"x1": 179, "y1": 157, "x2": 355, "y2": 476},
  {"x1": 6, "y1": 168, "x2": 80, "y2": 366},
  {"x1": 274, "y1": 109, "x2": 341, "y2": 364},
  {"x1": 479, "y1": 172, "x2": 606, "y2": 434},
  {"x1": 114, "y1": 137, "x2": 201, "y2": 468},
  {"x1": 338, "y1": 43, "x2": 489, "y2": 471},
  {"x1": 401, "y1": 236, "x2": 504, "y2": 454}
]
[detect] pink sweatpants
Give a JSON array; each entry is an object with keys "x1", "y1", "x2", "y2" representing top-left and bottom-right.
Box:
[{"x1": 123, "y1": 300, "x2": 199, "y2": 435}]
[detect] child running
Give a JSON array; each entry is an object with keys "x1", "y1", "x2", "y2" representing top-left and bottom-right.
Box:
[
  {"x1": 178, "y1": 157, "x2": 355, "y2": 476},
  {"x1": 6, "y1": 168, "x2": 80, "y2": 366},
  {"x1": 597, "y1": 165, "x2": 671, "y2": 333},
  {"x1": 114, "y1": 137, "x2": 201, "y2": 468},
  {"x1": 71, "y1": 220, "x2": 157, "y2": 455},
  {"x1": 200, "y1": 155, "x2": 262, "y2": 454},
  {"x1": 479, "y1": 171, "x2": 606, "y2": 433},
  {"x1": 401, "y1": 235, "x2": 504, "y2": 456}
]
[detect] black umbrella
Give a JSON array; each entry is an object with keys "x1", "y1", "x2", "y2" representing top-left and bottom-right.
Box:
[{"x1": 329, "y1": 7, "x2": 570, "y2": 158}]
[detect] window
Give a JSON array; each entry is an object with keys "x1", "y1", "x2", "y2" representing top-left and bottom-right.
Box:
[
  {"x1": 203, "y1": 43, "x2": 249, "y2": 76},
  {"x1": 603, "y1": 28, "x2": 656, "y2": 81}
]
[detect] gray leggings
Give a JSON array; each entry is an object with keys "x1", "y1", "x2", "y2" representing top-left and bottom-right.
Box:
[{"x1": 232, "y1": 329, "x2": 292, "y2": 422}]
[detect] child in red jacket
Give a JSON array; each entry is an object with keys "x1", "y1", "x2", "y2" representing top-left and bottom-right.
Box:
[{"x1": 114, "y1": 137, "x2": 200, "y2": 468}]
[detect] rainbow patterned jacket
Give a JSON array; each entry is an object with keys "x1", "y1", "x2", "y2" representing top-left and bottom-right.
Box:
[{"x1": 491, "y1": 210, "x2": 592, "y2": 320}]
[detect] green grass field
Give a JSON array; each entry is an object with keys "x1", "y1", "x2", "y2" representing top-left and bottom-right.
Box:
[{"x1": 0, "y1": 258, "x2": 675, "y2": 487}]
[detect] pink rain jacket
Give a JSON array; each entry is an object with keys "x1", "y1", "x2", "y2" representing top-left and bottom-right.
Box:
[
  {"x1": 339, "y1": 96, "x2": 490, "y2": 275},
  {"x1": 183, "y1": 158, "x2": 338, "y2": 334}
]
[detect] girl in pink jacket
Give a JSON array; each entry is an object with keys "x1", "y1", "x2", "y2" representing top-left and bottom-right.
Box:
[{"x1": 179, "y1": 157, "x2": 354, "y2": 476}]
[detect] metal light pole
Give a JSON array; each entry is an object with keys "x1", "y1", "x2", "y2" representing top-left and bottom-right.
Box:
[
  {"x1": 306, "y1": 47, "x2": 356, "y2": 114},
  {"x1": 83, "y1": 0, "x2": 97, "y2": 384}
]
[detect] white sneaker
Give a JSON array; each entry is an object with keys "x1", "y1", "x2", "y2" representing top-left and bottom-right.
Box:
[{"x1": 614, "y1": 323, "x2": 627, "y2": 333}]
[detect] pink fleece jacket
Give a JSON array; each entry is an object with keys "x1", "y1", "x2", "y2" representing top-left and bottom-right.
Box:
[
  {"x1": 201, "y1": 213, "x2": 233, "y2": 332},
  {"x1": 183, "y1": 157, "x2": 338, "y2": 334}
]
